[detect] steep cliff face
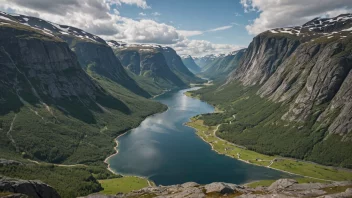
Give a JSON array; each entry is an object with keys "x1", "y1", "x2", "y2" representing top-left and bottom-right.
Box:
[
  {"x1": 228, "y1": 34, "x2": 300, "y2": 86},
  {"x1": 223, "y1": 14, "x2": 352, "y2": 166},
  {"x1": 201, "y1": 49, "x2": 246, "y2": 79},
  {"x1": 181, "y1": 55, "x2": 202, "y2": 74},
  {"x1": 2, "y1": 12, "x2": 150, "y2": 98},
  {"x1": 0, "y1": 21, "x2": 100, "y2": 111}
]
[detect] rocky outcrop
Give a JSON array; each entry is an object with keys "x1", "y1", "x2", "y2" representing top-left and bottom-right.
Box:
[
  {"x1": 82, "y1": 179, "x2": 352, "y2": 198},
  {"x1": 0, "y1": 176, "x2": 60, "y2": 198}
]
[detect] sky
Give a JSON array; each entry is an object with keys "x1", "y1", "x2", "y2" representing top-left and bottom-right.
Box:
[{"x1": 1, "y1": 0, "x2": 352, "y2": 57}]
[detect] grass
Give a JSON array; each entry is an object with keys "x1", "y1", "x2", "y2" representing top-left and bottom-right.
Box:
[
  {"x1": 0, "y1": 164, "x2": 115, "y2": 198},
  {"x1": 186, "y1": 118, "x2": 352, "y2": 182},
  {"x1": 99, "y1": 176, "x2": 151, "y2": 194},
  {"x1": 188, "y1": 81, "x2": 352, "y2": 169}
]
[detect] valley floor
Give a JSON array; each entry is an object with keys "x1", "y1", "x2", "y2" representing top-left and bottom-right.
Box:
[{"x1": 186, "y1": 118, "x2": 352, "y2": 186}]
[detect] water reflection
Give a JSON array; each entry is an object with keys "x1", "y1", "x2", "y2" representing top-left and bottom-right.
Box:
[{"x1": 108, "y1": 88, "x2": 289, "y2": 185}]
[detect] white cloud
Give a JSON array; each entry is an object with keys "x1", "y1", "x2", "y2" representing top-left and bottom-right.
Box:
[
  {"x1": 110, "y1": 0, "x2": 150, "y2": 9},
  {"x1": 177, "y1": 25, "x2": 233, "y2": 37},
  {"x1": 207, "y1": 25, "x2": 233, "y2": 32},
  {"x1": 110, "y1": 18, "x2": 181, "y2": 44},
  {"x1": 241, "y1": 0, "x2": 352, "y2": 35},
  {"x1": 151, "y1": 12, "x2": 161, "y2": 16},
  {"x1": 139, "y1": 12, "x2": 146, "y2": 16},
  {"x1": 173, "y1": 39, "x2": 243, "y2": 57},
  {"x1": 177, "y1": 30, "x2": 203, "y2": 37},
  {"x1": 0, "y1": 0, "x2": 240, "y2": 56}
]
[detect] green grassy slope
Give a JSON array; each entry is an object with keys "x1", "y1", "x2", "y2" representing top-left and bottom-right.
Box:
[{"x1": 190, "y1": 81, "x2": 352, "y2": 168}]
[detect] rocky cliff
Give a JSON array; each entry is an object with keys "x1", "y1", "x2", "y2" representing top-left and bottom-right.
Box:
[
  {"x1": 1, "y1": 12, "x2": 150, "y2": 98},
  {"x1": 83, "y1": 179, "x2": 352, "y2": 198},
  {"x1": 225, "y1": 14, "x2": 352, "y2": 167},
  {"x1": 0, "y1": 17, "x2": 101, "y2": 113},
  {"x1": 0, "y1": 176, "x2": 60, "y2": 198}
]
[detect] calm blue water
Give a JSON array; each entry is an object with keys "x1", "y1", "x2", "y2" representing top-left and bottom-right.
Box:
[{"x1": 107, "y1": 88, "x2": 289, "y2": 185}]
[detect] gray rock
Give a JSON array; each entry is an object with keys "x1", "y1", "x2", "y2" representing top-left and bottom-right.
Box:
[
  {"x1": 0, "y1": 176, "x2": 60, "y2": 198},
  {"x1": 268, "y1": 179, "x2": 298, "y2": 191},
  {"x1": 318, "y1": 188, "x2": 352, "y2": 198},
  {"x1": 181, "y1": 182, "x2": 199, "y2": 188},
  {"x1": 0, "y1": 159, "x2": 22, "y2": 166},
  {"x1": 204, "y1": 182, "x2": 234, "y2": 194}
]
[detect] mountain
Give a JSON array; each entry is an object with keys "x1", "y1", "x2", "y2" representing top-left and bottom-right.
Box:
[
  {"x1": 1, "y1": 12, "x2": 150, "y2": 98},
  {"x1": 108, "y1": 41, "x2": 187, "y2": 95},
  {"x1": 181, "y1": 55, "x2": 202, "y2": 74},
  {"x1": 159, "y1": 47, "x2": 205, "y2": 84},
  {"x1": 200, "y1": 49, "x2": 246, "y2": 79},
  {"x1": 0, "y1": 11, "x2": 166, "y2": 166},
  {"x1": 191, "y1": 14, "x2": 352, "y2": 168},
  {"x1": 194, "y1": 54, "x2": 224, "y2": 68}
]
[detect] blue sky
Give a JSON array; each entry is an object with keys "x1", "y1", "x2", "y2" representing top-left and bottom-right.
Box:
[
  {"x1": 2, "y1": 0, "x2": 352, "y2": 56},
  {"x1": 117, "y1": 0, "x2": 259, "y2": 47}
]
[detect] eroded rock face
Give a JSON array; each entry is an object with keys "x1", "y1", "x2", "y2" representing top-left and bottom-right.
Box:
[
  {"x1": 0, "y1": 25, "x2": 100, "y2": 102},
  {"x1": 226, "y1": 14, "x2": 352, "y2": 155},
  {"x1": 228, "y1": 34, "x2": 300, "y2": 86},
  {"x1": 83, "y1": 179, "x2": 352, "y2": 198},
  {"x1": 0, "y1": 176, "x2": 60, "y2": 198}
]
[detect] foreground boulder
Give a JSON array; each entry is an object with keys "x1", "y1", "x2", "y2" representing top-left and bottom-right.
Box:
[
  {"x1": 0, "y1": 176, "x2": 60, "y2": 198},
  {"x1": 83, "y1": 179, "x2": 352, "y2": 198},
  {"x1": 204, "y1": 182, "x2": 234, "y2": 194}
]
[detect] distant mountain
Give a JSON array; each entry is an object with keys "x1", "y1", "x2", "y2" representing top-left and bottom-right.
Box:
[
  {"x1": 195, "y1": 14, "x2": 352, "y2": 168},
  {"x1": 108, "y1": 41, "x2": 187, "y2": 95},
  {"x1": 1, "y1": 12, "x2": 150, "y2": 98},
  {"x1": 181, "y1": 55, "x2": 202, "y2": 74},
  {"x1": 200, "y1": 49, "x2": 246, "y2": 79},
  {"x1": 108, "y1": 41, "x2": 204, "y2": 89},
  {"x1": 194, "y1": 54, "x2": 225, "y2": 68}
]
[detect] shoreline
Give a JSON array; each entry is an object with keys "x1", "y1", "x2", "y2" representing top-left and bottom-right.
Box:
[
  {"x1": 185, "y1": 119, "x2": 339, "y2": 183},
  {"x1": 182, "y1": 90, "x2": 351, "y2": 183},
  {"x1": 103, "y1": 99, "x2": 172, "y2": 186}
]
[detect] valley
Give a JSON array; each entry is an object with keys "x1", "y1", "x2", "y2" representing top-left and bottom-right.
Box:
[{"x1": 0, "y1": 3, "x2": 352, "y2": 198}]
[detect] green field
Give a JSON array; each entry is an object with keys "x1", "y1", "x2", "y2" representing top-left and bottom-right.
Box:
[
  {"x1": 99, "y1": 176, "x2": 151, "y2": 194},
  {"x1": 186, "y1": 118, "x2": 352, "y2": 182}
]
